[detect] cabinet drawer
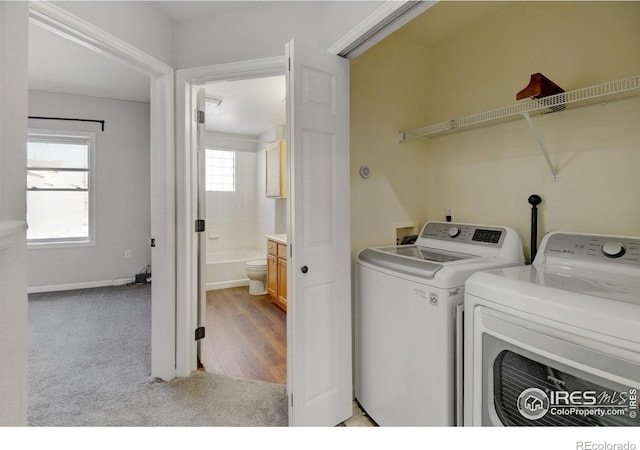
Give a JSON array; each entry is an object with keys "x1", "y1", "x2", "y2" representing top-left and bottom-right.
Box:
[
  {"x1": 277, "y1": 243, "x2": 287, "y2": 260},
  {"x1": 267, "y1": 240, "x2": 278, "y2": 256}
]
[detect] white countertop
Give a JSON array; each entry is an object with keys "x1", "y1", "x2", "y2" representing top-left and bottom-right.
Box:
[{"x1": 265, "y1": 234, "x2": 287, "y2": 245}]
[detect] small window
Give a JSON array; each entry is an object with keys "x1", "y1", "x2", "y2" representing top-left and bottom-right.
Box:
[
  {"x1": 26, "y1": 129, "x2": 95, "y2": 247},
  {"x1": 205, "y1": 149, "x2": 235, "y2": 192}
]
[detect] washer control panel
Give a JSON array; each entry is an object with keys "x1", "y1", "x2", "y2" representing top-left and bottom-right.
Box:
[
  {"x1": 419, "y1": 222, "x2": 505, "y2": 247},
  {"x1": 543, "y1": 233, "x2": 640, "y2": 266}
]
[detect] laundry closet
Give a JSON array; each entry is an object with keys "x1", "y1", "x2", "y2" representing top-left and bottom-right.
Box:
[{"x1": 350, "y1": 0, "x2": 640, "y2": 428}]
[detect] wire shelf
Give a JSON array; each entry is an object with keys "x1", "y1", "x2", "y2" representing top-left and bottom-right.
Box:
[{"x1": 400, "y1": 74, "x2": 640, "y2": 140}]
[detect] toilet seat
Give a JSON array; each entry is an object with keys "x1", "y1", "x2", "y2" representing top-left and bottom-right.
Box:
[
  {"x1": 245, "y1": 259, "x2": 268, "y2": 296},
  {"x1": 246, "y1": 259, "x2": 267, "y2": 268}
]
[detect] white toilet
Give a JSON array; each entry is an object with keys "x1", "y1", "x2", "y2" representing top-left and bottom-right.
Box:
[{"x1": 245, "y1": 259, "x2": 267, "y2": 295}]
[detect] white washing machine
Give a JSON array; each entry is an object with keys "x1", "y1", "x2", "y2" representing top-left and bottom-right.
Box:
[
  {"x1": 464, "y1": 231, "x2": 640, "y2": 426},
  {"x1": 355, "y1": 221, "x2": 524, "y2": 426}
]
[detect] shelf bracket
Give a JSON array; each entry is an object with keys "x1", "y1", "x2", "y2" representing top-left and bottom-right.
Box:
[{"x1": 521, "y1": 111, "x2": 559, "y2": 182}]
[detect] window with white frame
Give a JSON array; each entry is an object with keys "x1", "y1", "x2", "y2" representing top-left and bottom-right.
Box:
[
  {"x1": 26, "y1": 130, "x2": 95, "y2": 246},
  {"x1": 205, "y1": 148, "x2": 235, "y2": 192}
]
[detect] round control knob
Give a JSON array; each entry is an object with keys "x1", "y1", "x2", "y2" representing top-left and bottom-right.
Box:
[
  {"x1": 448, "y1": 226, "x2": 461, "y2": 238},
  {"x1": 601, "y1": 241, "x2": 626, "y2": 258}
]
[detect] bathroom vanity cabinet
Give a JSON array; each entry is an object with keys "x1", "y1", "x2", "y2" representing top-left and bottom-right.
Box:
[{"x1": 266, "y1": 236, "x2": 287, "y2": 311}]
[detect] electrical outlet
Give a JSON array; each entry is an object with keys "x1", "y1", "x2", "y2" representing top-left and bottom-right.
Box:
[
  {"x1": 446, "y1": 207, "x2": 454, "y2": 222},
  {"x1": 124, "y1": 250, "x2": 131, "y2": 259}
]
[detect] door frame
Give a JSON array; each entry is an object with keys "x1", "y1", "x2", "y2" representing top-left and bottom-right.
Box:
[
  {"x1": 175, "y1": 57, "x2": 287, "y2": 376},
  {"x1": 173, "y1": 0, "x2": 435, "y2": 380},
  {"x1": 28, "y1": 2, "x2": 177, "y2": 381}
]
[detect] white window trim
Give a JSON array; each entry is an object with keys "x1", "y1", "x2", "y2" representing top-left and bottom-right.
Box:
[{"x1": 27, "y1": 128, "x2": 97, "y2": 249}]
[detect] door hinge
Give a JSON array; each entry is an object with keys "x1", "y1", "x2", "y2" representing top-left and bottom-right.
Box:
[
  {"x1": 195, "y1": 326, "x2": 205, "y2": 341},
  {"x1": 194, "y1": 109, "x2": 205, "y2": 124},
  {"x1": 195, "y1": 219, "x2": 206, "y2": 233},
  {"x1": 290, "y1": 393, "x2": 293, "y2": 407},
  {"x1": 150, "y1": 238, "x2": 156, "y2": 247}
]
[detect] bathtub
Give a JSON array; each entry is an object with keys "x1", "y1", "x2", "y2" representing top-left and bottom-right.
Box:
[{"x1": 205, "y1": 249, "x2": 265, "y2": 291}]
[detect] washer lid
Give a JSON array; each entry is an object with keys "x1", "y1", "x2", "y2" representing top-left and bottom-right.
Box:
[
  {"x1": 382, "y1": 245, "x2": 475, "y2": 263},
  {"x1": 357, "y1": 247, "x2": 448, "y2": 279}
]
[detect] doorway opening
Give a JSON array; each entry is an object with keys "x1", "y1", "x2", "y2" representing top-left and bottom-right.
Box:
[
  {"x1": 27, "y1": 19, "x2": 152, "y2": 291},
  {"x1": 198, "y1": 75, "x2": 288, "y2": 385},
  {"x1": 179, "y1": 42, "x2": 354, "y2": 426},
  {"x1": 28, "y1": 2, "x2": 176, "y2": 382},
  {"x1": 175, "y1": 55, "x2": 286, "y2": 378}
]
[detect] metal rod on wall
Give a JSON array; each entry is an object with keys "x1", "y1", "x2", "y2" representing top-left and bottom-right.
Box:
[
  {"x1": 528, "y1": 194, "x2": 542, "y2": 264},
  {"x1": 28, "y1": 116, "x2": 105, "y2": 132}
]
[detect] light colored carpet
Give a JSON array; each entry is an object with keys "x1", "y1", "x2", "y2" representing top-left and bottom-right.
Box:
[{"x1": 28, "y1": 285, "x2": 287, "y2": 426}]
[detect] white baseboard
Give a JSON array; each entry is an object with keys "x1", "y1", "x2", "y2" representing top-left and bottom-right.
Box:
[
  {"x1": 28, "y1": 277, "x2": 134, "y2": 294},
  {"x1": 206, "y1": 279, "x2": 249, "y2": 291},
  {"x1": 31, "y1": 277, "x2": 250, "y2": 294}
]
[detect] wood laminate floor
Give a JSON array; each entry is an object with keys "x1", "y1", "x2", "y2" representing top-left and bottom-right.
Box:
[{"x1": 200, "y1": 287, "x2": 286, "y2": 385}]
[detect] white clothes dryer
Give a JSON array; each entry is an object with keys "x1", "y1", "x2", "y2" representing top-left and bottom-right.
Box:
[
  {"x1": 355, "y1": 221, "x2": 524, "y2": 426},
  {"x1": 464, "y1": 231, "x2": 640, "y2": 426}
]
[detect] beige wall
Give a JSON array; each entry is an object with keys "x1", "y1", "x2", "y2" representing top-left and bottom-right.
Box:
[
  {"x1": 351, "y1": 2, "x2": 640, "y2": 261},
  {"x1": 350, "y1": 34, "x2": 432, "y2": 253}
]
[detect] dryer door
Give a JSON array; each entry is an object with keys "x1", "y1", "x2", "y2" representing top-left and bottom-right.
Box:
[{"x1": 473, "y1": 307, "x2": 640, "y2": 426}]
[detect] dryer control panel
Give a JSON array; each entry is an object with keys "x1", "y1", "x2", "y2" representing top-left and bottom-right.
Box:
[
  {"x1": 543, "y1": 233, "x2": 640, "y2": 266},
  {"x1": 419, "y1": 222, "x2": 506, "y2": 248}
]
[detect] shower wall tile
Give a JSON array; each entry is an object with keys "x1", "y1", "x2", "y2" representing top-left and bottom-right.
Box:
[
  {"x1": 205, "y1": 128, "x2": 284, "y2": 256},
  {"x1": 206, "y1": 151, "x2": 258, "y2": 253}
]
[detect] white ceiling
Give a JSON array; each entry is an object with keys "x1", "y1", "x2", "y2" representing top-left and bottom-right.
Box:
[
  {"x1": 205, "y1": 76, "x2": 286, "y2": 137},
  {"x1": 28, "y1": 1, "x2": 284, "y2": 136},
  {"x1": 28, "y1": 23, "x2": 151, "y2": 103},
  {"x1": 28, "y1": 21, "x2": 286, "y2": 136},
  {"x1": 27, "y1": 1, "x2": 509, "y2": 137}
]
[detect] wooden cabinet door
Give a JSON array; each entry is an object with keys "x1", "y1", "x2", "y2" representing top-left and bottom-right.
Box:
[
  {"x1": 267, "y1": 239, "x2": 278, "y2": 257},
  {"x1": 278, "y1": 257, "x2": 287, "y2": 309},
  {"x1": 266, "y1": 254, "x2": 278, "y2": 299}
]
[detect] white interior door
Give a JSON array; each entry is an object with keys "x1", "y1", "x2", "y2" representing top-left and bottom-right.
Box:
[
  {"x1": 195, "y1": 87, "x2": 207, "y2": 362},
  {"x1": 286, "y1": 39, "x2": 352, "y2": 426}
]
